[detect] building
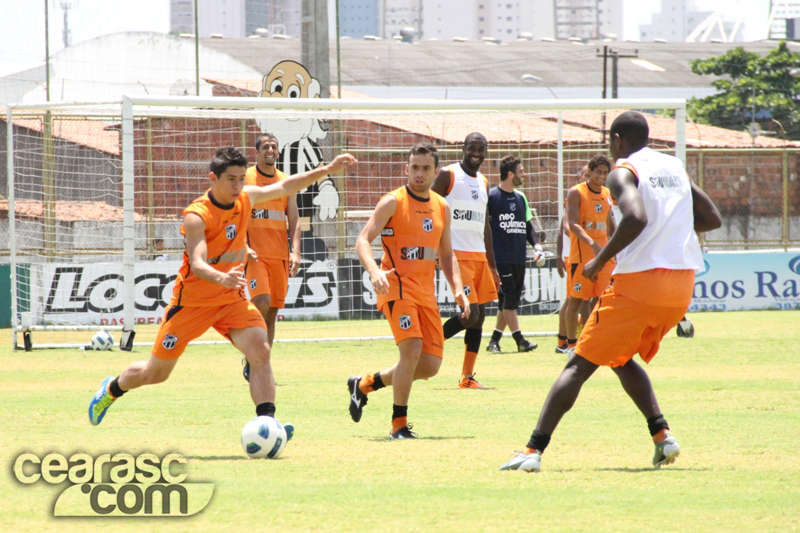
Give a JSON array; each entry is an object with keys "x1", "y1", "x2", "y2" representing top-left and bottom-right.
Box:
[
  {"x1": 770, "y1": 0, "x2": 800, "y2": 39},
  {"x1": 170, "y1": 0, "x2": 272, "y2": 37},
  {"x1": 640, "y1": 0, "x2": 739, "y2": 42}
]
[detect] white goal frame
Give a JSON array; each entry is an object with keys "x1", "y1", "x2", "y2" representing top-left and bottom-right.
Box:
[{"x1": 7, "y1": 96, "x2": 686, "y2": 350}]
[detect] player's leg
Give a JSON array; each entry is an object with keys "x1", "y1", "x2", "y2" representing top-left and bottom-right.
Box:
[
  {"x1": 230, "y1": 326, "x2": 275, "y2": 405},
  {"x1": 460, "y1": 303, "x2": 486, "y2": 388},
  {"x1": 503, "y1": 264, "x2": 536, "y2": 352},
  {"x1": 487, "y1": 297, "x2": 506, "y2": 354},
  {"x1": 556, "y1": 299, "x2": 569, "y2": 353},
  {"x1": 443, "y1": 259, "x2": 480, "y2": 338},
  {"x1": 243, "y1": 257, "x2": 272, "y2": 382},
  {"x1": 89, "y1": 304, "x2": 209, "y2": 425},
  {"x1": 264, "y1": 258, "x2": 290, "y2": 349},
  {"x1": 565, "y1": 296, "x2": 583, "y2": 350}
]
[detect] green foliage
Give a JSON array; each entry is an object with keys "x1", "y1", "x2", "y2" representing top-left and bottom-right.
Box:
[{"x1": 687, "y1": 41, "x2": 800, "y2": 139}]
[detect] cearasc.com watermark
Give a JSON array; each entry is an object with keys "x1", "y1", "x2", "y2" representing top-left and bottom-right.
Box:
[{"x1": 12, "y1": 452, "x2": 214, "y2": 517}]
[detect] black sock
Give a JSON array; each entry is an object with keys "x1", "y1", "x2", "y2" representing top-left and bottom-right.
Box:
[
  {"x1": 557, "y1": 335, "x2": 567, "y2": 346},
  {"x1": 256, "y1": 402, "x2": 276, "y2": 418},
  {"x1": 464, "y1": 327, "x2": 482, "y2": 353},
  {"x1": 647, "y1": 415, "x2": 670, "y2": 437},
  {"x1": 490, "y1": 329, "x2": 503, "y2": 343},
  {"x1": 527, "y1": 429, "x2": 551, "y2": 453},
  {"x1": 392, "y1": 404, "x2": 408, "y2": 420},
  {"x1": 443, "y1": 316, "x2": 466, "y2": 339},
  {"x1": 109, "y1": 376, "x2": 126, "y2": 398},
  {"x1": 568, "y1": 338, "x2": 577, "y2": 345},
  {"x1": 372, "y1": 372, "x2": 386, "y2": 391},
  {"x1": 512, "y1": 330, "x2": 524, "y2": 344}
]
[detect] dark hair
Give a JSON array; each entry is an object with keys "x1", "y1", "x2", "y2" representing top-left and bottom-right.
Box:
[
  {"x1": 408, "y1": 143, "x2": 439, "y2": 167},
  {"x1": 609, "y1": 111, "x2": 649, "y2": 149},
  {"x1": 499, "y1": 155, "x2": 521, "y2": 181},
  {"x1": 587, "y1": 154, "x2": 612, "y2": 172},
  {"x1": 210, "y1": 147, "x2": 248, "y2": 176},
  {"x1": 464, "y1": 132, "x2": 487, "y2": 148},
  {"x1": 255, "y1": 132, "x2": 278, "y2": 150}
]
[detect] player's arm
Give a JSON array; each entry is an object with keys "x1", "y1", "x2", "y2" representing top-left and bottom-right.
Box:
[
  {"x1": 287, "y1": 194, "x2": 302, "y2": 276},
  {"x1": 567, "y1": 188, "x2": 601, "y2": 256},
  {"x1": 690, "y1": 180, "x2": 722, "y2": 233},
  {"x1": 355, "y1": 195, "x2": 397, "y2": 295},
  {"x1": 246, "y1": 154, "x2": 356, "y2": 204},
  {"x1": 184, "y1": 213, "x2": 246, "y2": 290},
  {"x1": 555, "y1": 216, "x2": 565, "y2": 278},
  {"x1": 583, "y1": 167, "x2": 646, "y2": 281},
  {"x1": 438, "y1": 204, "x2": 470, "y2": 319},
  {"x1": 431, "y1": 168, "x2": 452, "y2": 197}
]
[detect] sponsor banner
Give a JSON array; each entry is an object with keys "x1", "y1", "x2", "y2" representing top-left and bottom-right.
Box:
[
  {"x1": 30, "y1": 259, "x2": 339, "y2": 325},
  {"x1": 690, "y1": 251, "x2": 800, "y2": 312},
  {"x1": 342, "y1": 257, "x2": 565, "y2": 318}
]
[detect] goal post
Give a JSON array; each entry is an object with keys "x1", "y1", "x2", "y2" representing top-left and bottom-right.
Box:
[{"x1": 6, "y1": 96, "x2": 686, "y2": 350}]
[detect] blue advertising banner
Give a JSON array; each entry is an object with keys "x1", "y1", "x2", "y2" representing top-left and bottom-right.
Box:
[{"x1": 690, "y1": 251, "x2": 800, "y2": 312}]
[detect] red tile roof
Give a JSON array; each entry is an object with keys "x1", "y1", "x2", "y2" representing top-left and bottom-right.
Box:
[
  {"x1": 0, "y1": 199, "x2": 147, "y2": 222},
  {"x1": 1, "y1": 115, "x2": 120, "y2": 155}
]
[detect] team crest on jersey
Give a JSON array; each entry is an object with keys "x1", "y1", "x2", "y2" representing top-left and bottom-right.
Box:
[
  {"x1": 573, "y1": 282, "x2": 582, "y2": 293},
  {"x1": 250, "y1": 279, "x2": 257, "y2": 290},
  {"x1": 509, "y1": 203, "x2": 516, "y2": 211},
  {"x1": 398, "y1": 315, "x2": 412, "y2": 330},
  {"x1": 471, "y1": 189, "x2": 479, "y2": 200},
  {"x1": 162, "y1": 334, "x2": 178, "y2": 350},
  {"x1": 463, "y1": 285, "x2": 472, "y2": 297},
  {"x1": 422, "y1": 218, "x2": 433, "y2": 232},
  {"x1": 225, "y1": 224, "x2": 237, "y2": 240},
  {"x1": 594, "y1": 203, "x2": 603, "y2": 213}
]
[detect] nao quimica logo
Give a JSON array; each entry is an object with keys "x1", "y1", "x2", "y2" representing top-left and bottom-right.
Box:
[{"x1": 13, "y1": 452, "x2": 213, "y2": 517}]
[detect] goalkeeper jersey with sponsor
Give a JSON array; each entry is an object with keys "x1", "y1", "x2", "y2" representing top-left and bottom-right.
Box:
[
  {"x1": 569, "y1": 182, "x2": 612, "y2": 265},
  {"x1": 442, "y1": 162, "x2": 488, "y2": 259},
  {"x1": 245, "y1": 166, "x2": 290, "y2": 260},
  {"x1": 487, "y1": 186, "x2": 528, "y2": 265},
  {"x1": 612, "y1": 147, "x2": 703, "y2": 274},
  {"x1": 377, "y1": 186, "x2": 447, "y2": 310},
  {"x1": 171, "y1": 190, "x2": 250, "y2": 307}
]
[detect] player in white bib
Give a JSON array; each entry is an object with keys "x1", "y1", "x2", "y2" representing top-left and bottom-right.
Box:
[
  {"x1": 431, "y1": 132, "x2": 499, "y2": 389},
  {"x1": 501, "y1": 111, "x2": 721, "y2": 473}
]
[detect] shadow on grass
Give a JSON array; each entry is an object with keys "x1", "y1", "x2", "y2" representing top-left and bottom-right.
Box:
[
  {"x1": 363, "y1": 436, "x2": 476, "y2": 442},
  {"x1": 592, "y1": 467, "x2": 707, "y2": 473},
  {"x1": 431, "y1": 387, "x2": 499, "y2": 391},
  {"x1": 185, "y1": 455, "x2": 252, "y2": 461}
]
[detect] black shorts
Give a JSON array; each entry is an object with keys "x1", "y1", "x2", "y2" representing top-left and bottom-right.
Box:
[{"x1": 497, "y1": 263, "x2": 526, "y2": 311}]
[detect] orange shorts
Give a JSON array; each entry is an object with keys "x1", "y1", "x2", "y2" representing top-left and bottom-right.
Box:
[
  {"x1": 381, "y1": 299, "x2": 444, "y2": 358},
  {"x1": 568, "y1": 260, "x2": 615, "y2": 300},
  {"x1": 575, "y1": 269, "x2": 694, "y2": 368},
  {"x1": 456, "y1": 256, "x2": 498, "y2": 306},
  {"x1": 152, "y1": 299, "x2": 267, "y2": 360},
  {"x1": 246, "y1": 257, "x2": 289, "y2": 308}
]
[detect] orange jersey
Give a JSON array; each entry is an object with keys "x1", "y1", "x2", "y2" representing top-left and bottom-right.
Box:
[
  {"x1": 377, "y1": 186, "x2": 448, "y2": 310},
  {"x1": 569, "y1": 182, "x2": 612, "y2": 264},
  {"x1": 170, "y1": 190, "x2": 251, "y2": 307},
  {"x1": 245, "y1": 166, "x2": 290, "y2": 260}
]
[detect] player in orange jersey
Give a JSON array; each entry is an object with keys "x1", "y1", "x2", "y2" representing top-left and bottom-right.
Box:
[
  {"x1": 563, "y1": 154, "x2": 616, "y2": 352},
  {"x1": 501, "y1": 111, "x2": 721, "y2": 472},
  {"x1": 241, "y1": 133, "x2": 301, "y2": 382},
  {"x1": 348, "y1": 143, "x2": 469, "y2": 439},
  {"x1": 89, "y1": 147, "x2": 356, "y2": 430}
]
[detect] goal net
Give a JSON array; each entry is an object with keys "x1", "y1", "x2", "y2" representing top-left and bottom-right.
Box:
[{"x1": 5, "y1": 97, "x2": 686, "y2": 349}]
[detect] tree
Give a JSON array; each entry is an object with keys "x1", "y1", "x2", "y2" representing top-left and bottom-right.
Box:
[{"x1": 687, "y1": 41, "x2": 800, "y2": 140}]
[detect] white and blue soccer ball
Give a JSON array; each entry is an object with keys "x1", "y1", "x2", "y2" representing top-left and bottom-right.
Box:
[
  {"x1": 91, "y1": 330, "x2": 114, "y2": 351},
  {"x1": 241, "y1": 416, "x2": 287, "y2": 459}
]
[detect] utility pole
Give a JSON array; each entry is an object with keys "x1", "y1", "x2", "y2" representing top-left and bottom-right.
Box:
[
  {"x1": 596, "y1": 46, "x2": 638, "y2": 141},
  {"x1": 301, "y1": 0, "x2": 331, "y2": 98}
]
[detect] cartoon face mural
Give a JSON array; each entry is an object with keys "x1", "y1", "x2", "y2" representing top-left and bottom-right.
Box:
[{"x1": 254, "y1": 60, "x2": 340, "y2": 260}]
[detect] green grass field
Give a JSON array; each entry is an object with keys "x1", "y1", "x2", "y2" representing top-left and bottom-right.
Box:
[{"x1": 2, "y1": 311, "x2": 799, "y2": 532}]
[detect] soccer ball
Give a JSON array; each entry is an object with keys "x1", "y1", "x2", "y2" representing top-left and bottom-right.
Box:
[
  {"x1": 241, "y1": 416, "x2": 288, "y2": 459},
  {"x1": 91, "y1": 330, "x2": 114, "y2": 350}
]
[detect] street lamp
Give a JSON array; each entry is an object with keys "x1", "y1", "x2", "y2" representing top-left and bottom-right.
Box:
[{"x1": 521, "y1": 74, "x2": 558, "y2": 99}]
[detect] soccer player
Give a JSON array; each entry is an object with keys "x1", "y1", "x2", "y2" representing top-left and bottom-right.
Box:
[
  {"x1": 347, "y1": 143, "x2": 469, "y2": 438},
  {"x1": 500, "y1": 111, "x2": 721, "y2": 472},
  {"x1": 431, "y1": 132, "x2": 499, "y2": 389},
  {"x1": 242, "y1": 133, "x2": 301, "y2": 382},
  {"x1": 89, "y1": 147, "x2": 356, "y2": 428},
  {"x1": 563, "y1": 154, "x2": 616, "y2": 353},
  {"x1": 555, "y1": 164, "x2": 592, "y2": 354},
  {"x1": 486, "y1": 155, "x2": 542, "y2": 354}
]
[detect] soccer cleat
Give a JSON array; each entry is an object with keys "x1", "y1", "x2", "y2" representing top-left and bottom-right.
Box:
[
  {"x1": 347, "y1": 376, "x2": 368, "y2": 422},
  {"x1": 242, "y1": 356, "x2": 250, "y2": 382},
  {"x1": 676, "y1": 317, "x2": 694, "y2": 338},
  {"x1": 389, "y1": 423, "x2": 418, "y2": 439},
  {"x1": 88, "y1": 376, "x2": 116, "y2": 426},
  {"x1": 555, "y1": 345, "x2": 570, "y2": 354},
  {"x1": 486, "y1": 341, "x2": 502, "y2": 353},
  {"x1": 517, "y1": 339, "x2": 538, "y2": 352},
  {"x1": 283, "y1": 423, "x2": 294, "y2": 441},
  {"x1": 458, "y1": 374, "x2": 487, "y2": 389},
  {"x1": 652, "y1": 434, "x2": 681, "y2": 467},
  {"x1": 499, "y1": 450, "x2": 542, "y2": 472}
]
